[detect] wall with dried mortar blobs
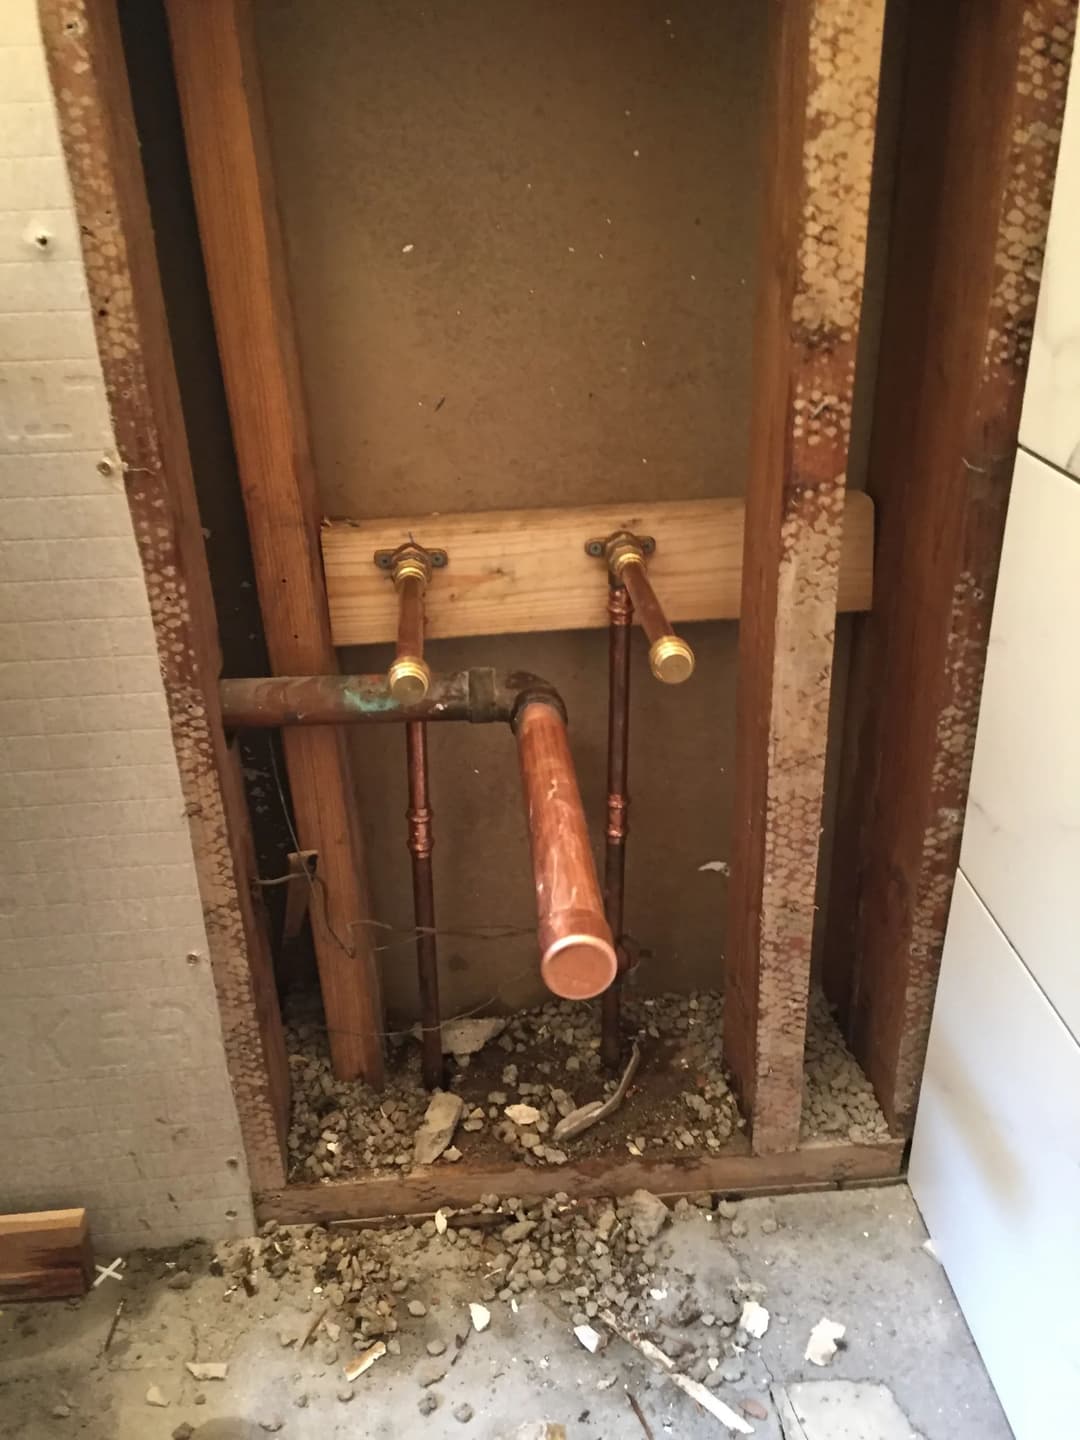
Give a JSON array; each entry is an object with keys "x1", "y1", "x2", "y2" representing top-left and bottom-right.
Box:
[{"x1": 0, "y1": 0, "x2": 253, "y2": 1251}]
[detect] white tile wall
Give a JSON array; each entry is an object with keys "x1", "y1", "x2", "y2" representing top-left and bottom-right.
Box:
[
  {"x1": 960, "y1": 450, "x2": 1080, "y2": 1042},
  {"x1": 0, "y1": 0, "x2": 253, "y2": 1251},
  {"x1": 1021, "y1": 29, "x2": 1080, "y2": 477},
  {"x1": 909, "y1": 875, "x2": 1080, "y2": 1440}
]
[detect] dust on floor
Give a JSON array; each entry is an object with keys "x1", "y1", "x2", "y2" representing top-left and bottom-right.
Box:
[{"x1": 0, "y1": 1187, "x2": 1007, "y2": 1440}]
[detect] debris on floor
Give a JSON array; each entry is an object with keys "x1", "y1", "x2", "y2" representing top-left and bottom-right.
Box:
[
  {"x1": 0, "y1": 1189, "x2": 1011, "y2": 1440},
  {"x1": 804, "y1": 1317, "x2": 847, "y2": 1367}
]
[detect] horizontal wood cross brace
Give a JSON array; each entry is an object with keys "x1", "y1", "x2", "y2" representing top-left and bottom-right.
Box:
[{"x1": 322, "y1": 493, "x2": 873, "y2": 646}]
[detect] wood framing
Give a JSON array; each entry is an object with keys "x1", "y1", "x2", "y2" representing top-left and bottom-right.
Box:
[
  {"x1": 0, "y1": 1209, "x2": 93, "y2": 1301},
  {"x1": 322, "y1": 493, "x2": 874, "y2": 646},
  {"x1": 825, "y1": 0, "x2": 1077, "y2": 1133},
  {"x1": 165, "y1": 0, "x2": 384, "y2": 1084},
  {"x1": 257, "y1": 1138, "x2": 906, "y2": 1224},
  {"x1": 40, "y1": 0, "x2": 289, "y2": 1191},
  {"x1": 724, "y1": 0, "x2": 886, "y2": 1154}
]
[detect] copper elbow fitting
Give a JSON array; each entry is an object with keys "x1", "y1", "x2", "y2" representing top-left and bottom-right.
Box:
[{"x1": 515, "y1": 700, "x2": 618, "y2": 1000}]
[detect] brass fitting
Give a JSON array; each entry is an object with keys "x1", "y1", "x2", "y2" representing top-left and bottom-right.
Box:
[
  {"x1": 648, "y1": 633, "x2": 695, "y2": 685},
  {"x1": 388, "y1": 654, "x2": 432, "y2": 704}
]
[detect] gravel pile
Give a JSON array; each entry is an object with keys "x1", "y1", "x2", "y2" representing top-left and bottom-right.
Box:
[
  {"x1": 801, "y1": 991, "x2": 891, "y2": 1143},
  {"x1": 286, "y1": 987, "x2": 889, "y2": 1181}
]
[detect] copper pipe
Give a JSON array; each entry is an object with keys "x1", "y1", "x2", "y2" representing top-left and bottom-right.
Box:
[
  {"x1": 406, "y1": 720, "x2": 443, "y2": 1089},
  {"x1": 601, "y1": 583, "x2": 632, "y2": 1066},
  {"x1": 223, "y1": 670, "x2": 614, "y2": 1003},
  {"x1": 388, "y1": 553, "x2": 432, "y2": 703},
  {"x1": 515, "y1": 700, "x2": 618, "y2": 1001},
  {"x1": 609, "y1": 543, "x2": 695, "y2": 685},
  {"x1": 220, "y1": 669, "x2": 564, "y2": 730}
]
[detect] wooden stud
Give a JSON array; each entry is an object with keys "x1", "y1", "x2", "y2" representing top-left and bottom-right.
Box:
[
  {"x1": 256, "y1": 1137, "x2": 905, "y2": 1224},
  {"x1": 165, "y1": 0, "x2": 384, "y2": 1084},
  {"x1": 40, "y1": 0, "x2": 289, "y2": 1189},
  {"x1": 0, "y1": 1210, "x2": 93, "y2": 1302},
  {"x1": 321, "y1": 493, "x2": 875, "y2": 646},
  {"x1": 724, "y1": 0, "x2": 886, "y2": 1155},
  {"x1": 825, "y1": 0, "x2": 1077, "y2": 1133}
]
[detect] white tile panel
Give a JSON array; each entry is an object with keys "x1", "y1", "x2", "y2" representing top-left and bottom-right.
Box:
[
  {"x1": 961, "y1": 448, "x2": 1080, "y2": 1041},
  {"x1": 910, "y1": 873, "x2": 1080, "y2": 1440}
]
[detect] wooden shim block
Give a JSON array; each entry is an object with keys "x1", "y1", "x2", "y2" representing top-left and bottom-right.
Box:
[
  {"x1": 824, "y1": 0, "x2": 1077, "y2": 1133},
  {"x1": 724, "y1": 0, "x2": 886, "y2": 1156},
  {"x1": 322, "y1": 493, "x2": 874, "y2": 645},
  {"x1": 40, "y1": 0, "x2": 289, "y2": 1188},
  {"x1": 0, "y1": 1210, "x2": 93, "y2": 1301},
  {"x1": 165, "y1": 0, "x2": 383, "y2": 1085},
  {"x1": 255, "y1": 1137, "x2": 906, "y2": 1224}
]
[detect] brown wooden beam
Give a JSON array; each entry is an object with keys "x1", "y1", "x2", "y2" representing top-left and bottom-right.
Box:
[
  {"x1": 724, "y1": 0, "x2": 886, "y2": 1155},
  {"x1": 824, "y1": 0, "x2": 1077, "y2": 1133},
  {"x1": 0, "y1": 1210, "x2": 93, "y2": 1302},
  {"x1": 256, "y1": 1137, "x2": 906, "y2": 1224},
  {"x1": 40, "y1": 0, "x2": 290, "y2": 1189},
  {"x1": 165, "y1": 0, "x2": 384, "y2": 1083}
]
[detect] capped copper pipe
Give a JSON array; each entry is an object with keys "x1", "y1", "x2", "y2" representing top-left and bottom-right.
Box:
[
  {"x1": 406, "y1": 720, "x2": 443, "y2": 1089},
  {"x1": 601, "y1": 582, "x2": 632, "y2": 1067},
  {"x1": 388, "y1": 548, "x2": 432, "y2": 703},
  {"x1": 608, "y1": 539, "x2": 695, "y2": 684},
  {"x1": 515, "y1": 700, "x2": 617, "y2": 1001}
]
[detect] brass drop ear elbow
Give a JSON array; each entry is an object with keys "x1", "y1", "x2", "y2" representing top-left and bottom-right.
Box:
[{"x1": 380, "y1": 543, "x2": 438, "y2": 703}]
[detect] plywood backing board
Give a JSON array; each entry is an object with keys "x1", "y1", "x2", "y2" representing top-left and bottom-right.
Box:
[
  {"x1": 725, "y1": 0, "x2": 886, "y2": 1156},
  {"x1": 40, "y1": 0, "x2": 289, "y2": 1190},
  {"x1": 0, "y1": 1210, "x2": 93, "y2": 1302},
  {"x1": 165, "y1": 0, "x2": 384, "y2": 1085},
  {"x1": 825, "y1": 0, "x2": 1077, "y2": 1134},
  {"x1": 322, "y1": 492, "x2": 874, "y2": 645},
  {"x1": 252, "y1": 0, "x2": 781, "y2": 1019}
]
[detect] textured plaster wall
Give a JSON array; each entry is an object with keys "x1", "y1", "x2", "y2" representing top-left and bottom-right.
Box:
[{"x1": 0, "y1": 0, "x2": 252, "y2": 1252}]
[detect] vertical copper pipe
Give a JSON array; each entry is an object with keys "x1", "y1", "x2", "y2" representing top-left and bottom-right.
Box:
[
  {"x1": 601, "y1": 583, "x2": 632, "y2": 1067},
  {"x1": 616, "y1": 554, "x2": 695, "y2": 684},
  {"x1": 516, "y1": 701, "x2": 618, "y2": 1000},
  {"x1": 406, "y1": 719, "x2": 443, "y2": 1089},
  {"x1": 389, "y1": 567, "x2": 431, "y2": 702}
]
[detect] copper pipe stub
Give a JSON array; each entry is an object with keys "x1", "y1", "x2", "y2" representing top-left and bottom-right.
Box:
[
  {"x1": 379, "y1": 542, "x2": 441, "y2": 703},
  {"x1": 589, "y1": 531, "x2": 696, "y2": 685}
]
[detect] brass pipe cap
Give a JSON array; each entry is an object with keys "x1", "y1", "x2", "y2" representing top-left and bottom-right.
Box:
[
  {"x1": 388, "y1": 655, "x2": 432, "y2": 704},
  {"x1": 608, "y1": 542, "x2": 646, "y2": 579},
  {"x1": 649, "y1": 634, "x2": 695, "y2": 685}
]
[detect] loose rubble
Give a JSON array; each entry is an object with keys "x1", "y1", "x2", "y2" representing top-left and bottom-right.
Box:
[{"x1": 287, "y1": 987, "x2": 887, "y2": 1182}]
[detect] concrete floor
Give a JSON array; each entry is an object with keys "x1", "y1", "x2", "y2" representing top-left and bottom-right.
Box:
[{"x1": 0, "y1": 1186, "x2": 1008, "y2": 1440}]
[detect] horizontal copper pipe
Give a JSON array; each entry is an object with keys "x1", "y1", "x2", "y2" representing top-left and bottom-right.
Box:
[
  {"x1": 614, "y1": 551, "x2": 695, "y2": 684},
  {"x1": 516, "y1": 700, "x2": 617, "y2": 1001},
  {"x1": 220, "y1": 669, "x2": 564, "y2": 730}
]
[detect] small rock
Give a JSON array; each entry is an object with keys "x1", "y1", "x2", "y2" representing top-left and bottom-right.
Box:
[
  {"x1": 426, "y1": 1338, "x2": 447, "y2": 1356},
  {"x1": 258, "y1": 1422, "x2": 284, "y2": 1434},
  {"x1": 505, "y1": 1103, "x2": 542, "y2": 1127},
  {"x1": 408, "y1": 1300, "x2": 428, "y2": 1317},
  {"x1": 730, "y1": 1218, "x2": 748, "y2": 1238},
  {"x1": 294, "y1": 1395, "x2": 309, "y2": 1409},
  {"x1": 167, "y1": 1271, "x2": 193, "y2": 1291},
  {"x1": 717, "y1": 1200, "x2": 737, "y2": 1219},
  {"x1": 185, "y1": 1363, "x2": 229, "y2": 1382},
  {"x1": 626, "y1": 1190, "x2": 669, "y2": 1241},
  {"x1": 469, "y1": 1302, "x2": 491, "y2": 1332},
  {"x1": 761, "y1": 1217, "x2": 778, "y2": 1235},
  {"x1": 416, "y1": 1358, "x2": 449, "y2": 1387},
  {"x1": 742, "y1": 1398, "x2": 769, "y2": 1421},
  {"x1": 52, "y1": 1407, "x2": 71, "y2": 1421},
  {"x1": 172, "y1": 1427, "x2": 195, "y2": 1440},
  {"x1": 453, "y1": 1402, "x2": 474, "y2": 1424},
  {"x1": 146, "y1": 1386, "x2": 169, "y2": 1408},
  {"x1": 414, "y1": 1091, "x2": 465, "y2": 1166},
  {"x1": 418, "y1": 1392, "x2": 440, "y2": 1416},
  {"x1": 337, "y1": 1389, "x2": 354, "y2": 1404}
]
